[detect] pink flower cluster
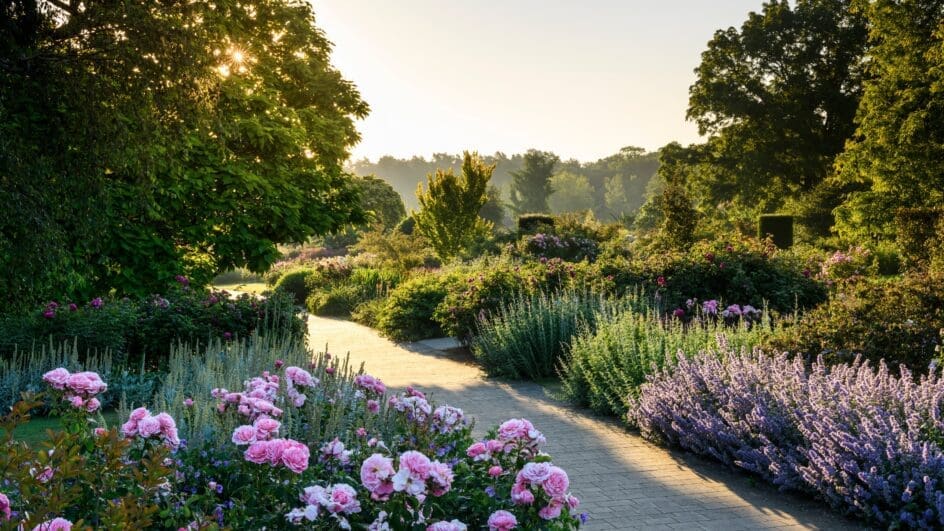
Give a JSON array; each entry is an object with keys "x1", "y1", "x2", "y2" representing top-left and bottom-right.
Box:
[
  {"x1": 212, "y1": 371, "x2": 283, "y2": 421},
  {"x1": 511, "y1": 462, "x2": 579, "y2": 520},
  {"x1": 231, "y1": 417, "x2": 281, "y2": 445},
  {"x1": 319, "y1": 437, "x2": 353, "y2": 465},
  {"x1": 360, "y1": 453, "x2": 396, "y2": 501},
  {"x1": 31, "y1": 518, "x2": 73, "y2": 530},
  {"x1": 286, "y1": 483, "x2": 361, "y2": 528},
  {"x1": 427, "y1": 519, "x2": 468, "y2": 531},
  {"x1": 388, "y1": 388, "x2": 432, "y2": 423},
  {"x1": 392, "y1": 450, "x2": 453, "y2": 501},
  {"x1": 285, "y1": 366, "x2": 318, "y2": 407},
  {"x1": 487, "y1": 510, "x2": 517, "y2": 530},
  {"x1": 121, "y1": 408, "x2": 180, "y2": 449},
  {"x1": 0, "y1": 492, "x2": 9, "y2": 521},
  {"x1": 497, "y1": 418, "x2": 546, "y2": 456},
  {"x1": 243, "y1": 438, "x2": 309, "y2": 474},
  {"x1": 465, "y1": 439, "x2": 506, "y2": 462},
  {"x1": 354, "y1": 374, "x2": 386, "y2": 395},
  {"x1": 42, "y1": 368, "x2": 107, "y2": 413},
  {"x1": 431, "y1": 405, "x2": 466, "y2": 433}
]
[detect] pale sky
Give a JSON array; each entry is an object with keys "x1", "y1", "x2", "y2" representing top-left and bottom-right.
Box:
[{"x1": 314, "y1": 1, "x2": 765, "y2": 162}]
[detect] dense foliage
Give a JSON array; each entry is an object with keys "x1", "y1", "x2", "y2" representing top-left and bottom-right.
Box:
[
  {"x1": 0, "y1": 0, "x2": 367, "y2": 308},
  {"x1": 0, "y1": 281, "x2": 302, "y2": 369}
]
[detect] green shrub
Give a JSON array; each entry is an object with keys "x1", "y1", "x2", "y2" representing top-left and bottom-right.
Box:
[
  {"x1": 395, "y1": 214, "x2": 417, "y2": 235},
  {"x1": 273, "y1": 267, "x2": 319, "y2": 305},
  {"x1": 895, "y1": 207, "x2": 943, "y2": 270},
  {"x1": 433, "y1": 265, "x2": 525, "y2": 341},
  {"x1": 306, "y1": 283, "x2": 364, "y2": 316},
  {"x1": 608, "y1": 236, "x2": 826, "y2": 314},
  {"x1": 517, "y1": 213, "x2": 555, "y2": 234},
  {"x1": 0, "y1": 287, "x2": 303, "y2": 370},
  {"x1": 211, "y1": 268, "x2": 264, "y2": 285},
  {"x1": 376, "y1": 273, "x2": 451, "y2": 341},
  {"x1": 767, "y1": 271, "x2": 944, "y2": 372},
  {"x1": 758, "y1": 214, "x2": 794, "y2": 249},
  {"x1": 561, "y1": 306, "x2": 776, "y2": 418},
  {"x1": 350, "y1": 297, "x2": 387, "y2": 328},
  {"x1": 471, "y1": 290, "x2": 641, "y2": 379}
]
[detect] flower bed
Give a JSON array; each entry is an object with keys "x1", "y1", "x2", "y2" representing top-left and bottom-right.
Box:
[
  {"x1": 630, "y1": 344, "x2": 944, "y2": 528},
  {"x1": 0, "y1": 335, "x2": 586, "y2": 530}
]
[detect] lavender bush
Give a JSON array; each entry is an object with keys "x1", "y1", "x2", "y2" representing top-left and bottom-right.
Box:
[{"x1": 630, "y1": 342, "x2": 944, "y2": 528}]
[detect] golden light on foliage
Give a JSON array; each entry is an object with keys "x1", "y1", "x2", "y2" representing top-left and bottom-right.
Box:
[{"x1": 215, "y1": 45, "x2": 251, "y2": 78}]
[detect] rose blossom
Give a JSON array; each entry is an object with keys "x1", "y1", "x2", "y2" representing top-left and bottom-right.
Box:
[
  {"x1": 366, "y1": 399, "x2": 380, "y2": 414},
  {"x1": 0, "y1": 492, "x2": 10, "y2": 521},
  {"x1": 519, "y1": 462, "x2": 552, "y2": 484},
  {"x1": 487, "y1": 510, "x2": 517, "y2": 530},
  {"x1": 244, "y1": 441, "x2": 270, "y2": 464},
  {"x1": 137, "y1": 415, "x2": 162, "y2": 437},
  {"x1": 427, "y1": 520, "x2": 467, "y2": 531},
  {"x1": 542, "y1": 466, "x2": 570, "y2": 498},
  {"x1": 280, "y1": 440, "x2": 310, "y2": 473},
  {"x1": 42, "y1": 368, "x2": 70, "y2": 390},
  {"x1": 538, "y1": 499, "x2": 564, "y2": 520},
  {"x1": 360, "y1": 453, "x2": 396, "y2": 501},
  {"x1": 232, "y1": 425, "x2": 257, "y2": 445},
  {"x1": 32, "y1": 518, "x2": 73, "y2": 530},
  {"x1": 488, "y1": 465, "x2": 503, "y2": 477}
]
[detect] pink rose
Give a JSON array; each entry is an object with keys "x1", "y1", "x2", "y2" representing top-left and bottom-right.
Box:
[
  {"x1": 183, "y1": 398, "x2": 194, "y2": 407},
  {"x1": 366, "y1": 399, "x2": 380, "y2": 414},
  {"x1": 325, "y1": 484, "x2": 360, "y2": 514},
  {"x1": 281, "y1": 441, "x2": 310, "y2": 474},
  {"x1": 487, "y1": 510, "x2": 517, "y2": 531},
  {"x1": 398, "y1": 450, "x2": 432, "y2": 480},
  {"x1": 485, "y1": 439, "x2": 504, "y2": 453},
  {"x1": 542, "y1": 466, "x2": 569, "y2": 498},
  {"x1": 360, "y1": 454, "x2": 395, "y2": 500},
  {"x1": 0, "y1": 492, "x2": 10, "y2": 521},
  {"x1": 511, "y1": 481, "x2": 534, "y2": 505},
  {"x1": 67, "y1": 371, "x2": 106, "y2": 396},
  {"x1": 466, "y1": 442, "x2": 488, "y2": 460},
  {"x1": 121, "y1": 420, "x2": 138, "y2": 437},
  {"x1": 519, "y1": 462, "x2": 552, "y2": 484},
  {"x1": 42, "y1": 368, "x2": 70, "y2": 390},
  {"x1": 232, "y1": 425, "x2": 257, "y2": 445},
  {"x1": 129, "y1": 407, "x2": 150, "y2": 421},
  {"x1": 538, "y1": 499, "x2": 563, "y2": 520},
  {"x1": 32, "y1": 517, "x2": 73, "y2": 530},
  {"x1": 488, "y1": 465, "x2": 503, "y2": 477},
  {"x1": 428, "y1": 461, "x2": 454, "y2": 496},
  {"x1": 253, "y1": 417, "x2": 280, "y2": 438},
  {"x1": 85, "y1": 398, "x2": 101, "y2": 413},
  {"x1": 427, "y1": 521, "x2": 467, "y2": 531},
  {"x1": 69, "y1": 396, "x2": 85, "y2": 409},
  {"x1": 137, "y1": 415, "x2": 161, "y2": 437},
  {"x1": 93, "y1": 428, "x2": 107, "y2": 437},
  {"x1": 244, "y1": 441, "x2": 270, "y2": 464},
  {"x1": 155, "y1": 412, "x2": 177, "y2": 431}
]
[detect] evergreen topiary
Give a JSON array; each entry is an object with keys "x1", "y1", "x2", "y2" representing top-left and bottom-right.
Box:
[{"x1": 517, "y1": 214, "x2": 555, "y2": 234}]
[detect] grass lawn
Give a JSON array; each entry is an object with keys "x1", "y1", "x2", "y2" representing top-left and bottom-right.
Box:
[
  {"x1": 212, "y1": 281, "x2": 269, "y2": 295},
  {"x1": 9, "y1": 411, "x2": 120, "y2": 445}
]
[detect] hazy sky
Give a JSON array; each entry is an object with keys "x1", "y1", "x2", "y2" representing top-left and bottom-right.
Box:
[{"x1": 315, "y1": 1, "x2": 764, "y2": 162}]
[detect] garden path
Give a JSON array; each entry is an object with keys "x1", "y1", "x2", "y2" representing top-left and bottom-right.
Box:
[{"x1": 307, "y1": 316, "x2": 861, "y2": 531}]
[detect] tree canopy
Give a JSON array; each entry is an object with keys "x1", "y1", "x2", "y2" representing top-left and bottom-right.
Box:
[
  {"x1": 508, "y1": 150, "x2": 559, "y2": 214},
  {"x1": 682, "y1": 0, "x2": 868, "y2": 213},
  {"x1": 0, "y1": 0, "x2": 367, "y2": 306}
]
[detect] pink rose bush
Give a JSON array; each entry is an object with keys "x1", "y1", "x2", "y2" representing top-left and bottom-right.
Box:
[
  {"x1": 42, "y1": 368, "x2": 106, "y2": 413},
  {"x1": 121, "y1": 407, "x2": 181, "y2": 449},
  {"x1": 8, "y1": 350, "x2": 584, "y2": 530}
]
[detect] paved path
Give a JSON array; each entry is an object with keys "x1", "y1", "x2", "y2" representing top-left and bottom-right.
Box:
[{"x1": 308, "y1": 316, "x2": 861, "y2": 531}]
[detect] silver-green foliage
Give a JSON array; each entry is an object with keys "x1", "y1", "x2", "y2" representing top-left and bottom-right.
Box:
[
  {"x1": 0, "y1": 340, "x2": 153, "y2": 411},
  {"x1": 144, "y1": 329, "x2": 403, "y2": 448},
  {"x1": 561, "y1": 308, "x2": 776, "y2": 418},
  {"x1": 471, "y1": 290, "x2": 642, "y2": 380}
]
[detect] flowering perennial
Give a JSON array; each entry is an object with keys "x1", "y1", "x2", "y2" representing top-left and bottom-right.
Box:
[{"x1": 630, "y1": 343, "x2": 944, "y2": 528}]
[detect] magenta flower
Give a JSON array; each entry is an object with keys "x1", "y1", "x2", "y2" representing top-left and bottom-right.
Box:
[{"x1": 90, "y1": 297, "x2": 103, "y2": 309}]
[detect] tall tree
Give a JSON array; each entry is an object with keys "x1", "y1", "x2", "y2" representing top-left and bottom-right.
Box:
[
  {"x1": 508, "y1": 150, "x2": 559, "y2": 214},
  {"x1": 0, "y1": 0, "x2": 367, "y2": 305},
  {"x1": 414, "y1": 152, "x2": 494, "y2": 260},
  {"x1": 684, "y1": 0, "x2": 869, "y2": 212},
  {"x1": 548, "y1": 171, "x2": 595, "y2": 213},
  {"x1": 833, "y1": 0, "x2": 944, "y2": 242}
]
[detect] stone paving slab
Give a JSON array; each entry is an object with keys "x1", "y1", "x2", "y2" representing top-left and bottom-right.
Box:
[{"x1": 308, "y1": 316, "x2": 863, "y2": 530}]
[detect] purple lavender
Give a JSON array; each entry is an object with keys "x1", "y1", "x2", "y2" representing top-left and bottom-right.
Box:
[{"x1": 630, "y1": 344, "x2": 944, "y2": 528}]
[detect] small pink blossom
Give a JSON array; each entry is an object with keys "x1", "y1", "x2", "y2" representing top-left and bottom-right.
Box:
[
  {"x1": 183, "y1": 398, "x2": 194, "y2": 407},
  {"x1": 85, "y1": 397, "x2": 101, "y2": 413},
  {"x1": 488, "y1": 465, "x2": 503, "y2": 477},
  {"x1": 538, "y1": 499, "x2": 564, "y2": 520},
  {"x1": 0, "y1": 492, "x2": 10, "y2": 521},
  {"x1": 366, "y1": 399, "x2": 380, "y2": 414}
]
